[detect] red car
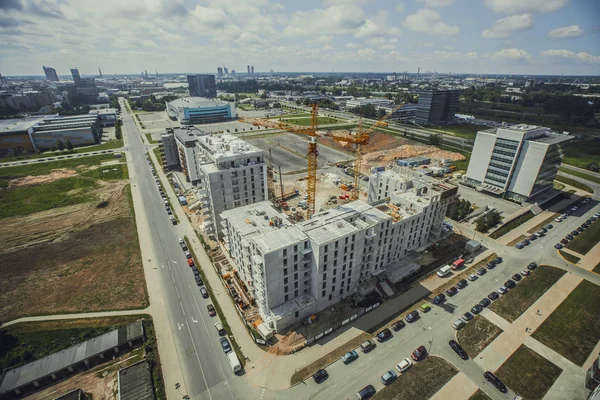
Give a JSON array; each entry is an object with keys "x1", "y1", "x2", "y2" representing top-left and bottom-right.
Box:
[
  {"x1": 411, "y1": 345, "x2": 427, "y2": 361},
  {"x1": 188, "y1": 259, "x2": 195, "y2": 267}
]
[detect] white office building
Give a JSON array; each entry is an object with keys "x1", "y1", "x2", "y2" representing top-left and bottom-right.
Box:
[
  {"x1": 196, "y1": 133, "x2": 267, "y2": 237},
  {"x1": 222, "y1": 170, "x2": 457, "y2": 332},
  {"x1": 173, "y1": 126, "x2": 207, "y2": 183},
  {"x1": 465, "y1": 124, "x2": 573, "y2": 202}
]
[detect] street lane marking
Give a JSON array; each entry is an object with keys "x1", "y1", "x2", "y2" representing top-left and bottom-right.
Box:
[
  {"x1": 180, "y1": 302, "x2": 186, "y2": 316},
  {"x1": 177, "y1": 322, "x2": 184, "y2": 331},
  {"x1": 184, "y1": 322, "x2": 214, "y2": 400}
]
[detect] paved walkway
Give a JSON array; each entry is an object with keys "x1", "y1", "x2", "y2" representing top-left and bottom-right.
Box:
[
  {"x1": 0, "y1": 308, "x2": 151, "y2": 328},
  {"x1": 430, "y1": 372, "x2": 480, "y2": 400}
]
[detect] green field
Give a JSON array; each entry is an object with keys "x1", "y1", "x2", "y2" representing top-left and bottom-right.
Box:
[
  {"x1": 495, "y1": 344, "x2": 563, "y2": 400},
  {"x1": 468, "y1": 390, "x2": 492, "y2": 400},
  {"x1": 561, "y1": 138, "x2": 600, "y2": 170},
  {"x1": 554, "y1": 176, "x2": 593, "y2": 193},
  {"x1": 559, "y1": 166, "x2": 600, "y2": 185},
  {"x1": 488, "y1": 266, "x2": 566, "y2": 322},
  {"x1": 532, "y1": 279, "x2": 600, "y2": 366},
  {"x1": 565, "y1": 219, "x2": 600, "y2": 255},
  {"x1": 279, "y1": 116, "x2": 340, "y2": 126},
  {"x1": 435, "y1": 124, "x2": 489, "y2": 140},
  {"x1": 1, "y1": 139, "x2": 123, "y2": 162}
]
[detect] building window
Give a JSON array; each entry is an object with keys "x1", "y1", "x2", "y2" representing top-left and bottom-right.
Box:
[
  {"x1": 332, "y1": 285, "x2": 336, "y2": 292},
  {"x1": 333, "y1": 268, "x2": 337, "y2": 276},
  {"x1": 294, "y1": 289, "x2": 298, "y2": 297},
  {"x1": 284, "y1": 277, "x2": 288, "y2": 284},
  {"x1": 329, "y1": 294, "x2": 333, "y2": 301},
  {"x1": 285, "y1": 295, "x2": 289, "y2": 301},
  {"x1": 322, "y1": 290, "x2": 326, "y2": 297},
  {"x1": 294, "y1": 282, "x2": 298, "y2": 289},
  {"x1": 284, "y1": 268, "x2": 288, "y2": 276},
  {"x1": 295, "y1": 311, "x2": 299, "y2": 318},
  {"x1": 333, "y1": 277, "x2": 336, "y2": 284},
  {"x1": 294, "y1": 273, "x2": 298, "y2": 280},
  {"x1": 322, "y1": 282, "x2": 326, "y2": 289},
  {"x1": 283, "y1": 249, "x2": 287, "y2": 257},
  {"x1": 340, "y1": 288, "x2": 343, "y2": 295},
  {"x1": 284, "y1": 286, "x2": 288, "y2": 293}
]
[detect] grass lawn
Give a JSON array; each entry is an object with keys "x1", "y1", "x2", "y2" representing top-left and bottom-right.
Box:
[
  {"x1": 565, "y1": 219, "x2": 600, "y2": 255},
  {"x1": 559, "y1": 250, "x2": 581, "y2": 264},
  {"x1": 554, "y1": 176, "x2": 593, "y2": 193},
  {"x1": 495, "y1": 344, "x2": 563, "y2": 400},
  {"x1": 144, "y1": 133, "x2": 158, "y2": 144},
  {"x1": 435, "y1": 124, "x2": 488, "y2": 140},
  {"x1": 456, "y1": 315, "x2": 503, "y2": 357},
  {"x1": 373, "y1": 356, "x2": 458, "y2": 400},
  {"x1": 0, "y1": 176, "x2": 98, "y2": 218},
  {"x1": 489, "y1": 211, "x2": 535, "y2": 239},
  {"x1": 559, "y1": 166, "x2": 600, "y2": 185},
  {"x1": 0, "y1": 153, "x2": 115, "y2": 187},
  {"x1": 561, "y1": 138, "x2": 600, "y2": 170},
  {"x1": 468, "y1": 390, "x2": 492, "y2": 400},
  {"x1": 488, "y1": 266, "x2": 566, "y2": 322},
  {"x1": 0, "y1": 139, "x2": 124, "y2": 163},
  {"x1": 279, "y1": 116, "x2": 339, "y2": 126},
  {"x1": 532, "y1": 279, "x2": 600, "y2": 366}
]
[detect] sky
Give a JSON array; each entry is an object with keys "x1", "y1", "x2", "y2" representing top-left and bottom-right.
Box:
[{"x1": 1, "y1": 0, "x2": 599, "y2": 77}]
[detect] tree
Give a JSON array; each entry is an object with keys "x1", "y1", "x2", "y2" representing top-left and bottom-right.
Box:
[
  {"x1": 56, "y1": 139, "x2": 65, "y2": 151},
  {"x1": 115, "y1": 122, "x2": 123, "y2": 140},
  {"x1": 65, "y1": 139, "x2": 74, "y2": 151},
  {"x1": 428, "y1": 134, "x2": 441, "y2": 145},
  {"x1": 234, "y1": 128, "x2": 238, "y2": 133}
]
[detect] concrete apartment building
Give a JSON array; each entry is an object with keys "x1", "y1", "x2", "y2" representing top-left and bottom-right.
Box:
[
  {"x1": 195, "y1": 133, "x2": 267, "y2": 237},
  {"x1": 173, "y1": 126, "x2": 205, "y2": 183},
  {"x1": 465, "y1": 124, "x2": 573, "y2": 202},
  {"x1": 415, "y1": 89, "x2": 459, "y2": 125},
  {"x1": 222, "y1": 169, "x2": 457, "y2": 332},
  {"x1": 160, "y1": 131, "x2": 179, "y2": 169},
  {"x1": 43, "y1": 66, "x2": 59, "y2": 81}
]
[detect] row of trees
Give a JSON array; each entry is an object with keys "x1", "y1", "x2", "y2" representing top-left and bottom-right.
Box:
[
  {"x1": 447, "y1": 199, "x2": 472, "y2": 221},
  {"x1": 348, "y1": 104, "x2": 386, "y2": 119},
  {"x1": 475, "y1": 209, "x2": 502, "y2": 232},
  {"x1": 128, "y1": 94, "x2": 178, "y2": 112},
  {"x1": 50, "y1": 138, "x2": 74, "y2": 152},
  {"x1": 115, "y1": 119, "x2": 123, "y2": 140},
  {"x1": 301, "y1": 98, "x2": 340, "y2": 110}
]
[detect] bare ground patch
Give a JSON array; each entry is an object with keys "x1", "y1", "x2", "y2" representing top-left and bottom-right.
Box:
[
  {"x1": 9, "y1": 168, "x2": 78, "y2": 187},
  {"x1": 457, "y1": 315, "x2": 503, "y2": 357}
]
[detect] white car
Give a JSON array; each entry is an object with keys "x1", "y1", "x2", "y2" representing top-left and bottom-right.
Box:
[
  {"x1": 468, "y1": 274, "x2": 478, "y2": 282},
  {"x1": 497, "y1": 286, "x2": 508, "y2": 295},
  {"x1": 396, "y1": 358, "x2": 413, "y2": 373},
  {"x1": 178, "y1": 237, "x2": 184, "y2": 244},
  {"x1": 554, "y1": 217, "x2": 562, "y2": 222}
]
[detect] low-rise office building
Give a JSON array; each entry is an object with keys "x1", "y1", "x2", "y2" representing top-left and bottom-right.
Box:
[
  {"x1": 465, "y1": 124, "x2": 573, "y2": 202},
  {"x1": 88, "y1": 108, "x2": 117, "y2": 126},
  {"x1": 166, "y1": 97, "x2": 236, "y2": 124},
  {"x1": 223, "y1": 170, "x2": 457, "y2": 332}
]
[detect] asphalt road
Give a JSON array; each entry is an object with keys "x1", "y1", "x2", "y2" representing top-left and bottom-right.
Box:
[{"x1": 122, "y1": 99, "x2": 597, "y2": 400}]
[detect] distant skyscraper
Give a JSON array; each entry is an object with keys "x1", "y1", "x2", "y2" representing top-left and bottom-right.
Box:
[
  {"x1": 98, "y1": 67, "x2": 102, "y2": 77},
  {"x1": 43, "y1": 66, "x2": 59, "y2": 81},
  {"x1": 231, "y1": 70, "x2": 236, "y2": 76},
  {"x1": 217, "y1": 67, "x2": 223, "y2": 77},
  {"x1": 187, "y1": 74, "x2": 217, "y2": 98},
  {"x1": 224, "y1": 67, "x2": 228, "y2": 75},
  {"x1": 247, "y1": 65, "x2": 251, "y2": 74},
  {"x1": 415, "y1": 90, "x2": 459, "y2": 125},
  {"x1": 70, "y1": 68, "x2": 81, "y2": 81},
  {"x1": 251, "y1": 65, "x2": 255, "y2": 74}
]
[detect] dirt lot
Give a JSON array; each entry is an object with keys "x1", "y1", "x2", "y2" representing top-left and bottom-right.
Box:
[
  {"x1": 457, "y1": 315, "x2": 503, "y2": 357},
  {"x1": 0, "y1": 174, "x2": 147, "y2": 321},
  {"x1": 9, "y1": 168, "x2": 78, "y2": 187}
]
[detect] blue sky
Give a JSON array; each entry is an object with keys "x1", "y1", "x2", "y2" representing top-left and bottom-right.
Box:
[{"x1": 0, "y1": 0, "x2": 599, "y2": 76}]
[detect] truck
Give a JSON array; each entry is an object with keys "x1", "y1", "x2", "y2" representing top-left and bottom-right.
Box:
[
  {"x1": 452, "y1": 258, "x2": 465, "y2": 271},
  {"x1": 227, "y1": 351, "x2": 242, "y2": 373}
]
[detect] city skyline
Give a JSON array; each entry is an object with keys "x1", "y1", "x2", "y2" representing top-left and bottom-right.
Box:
[{"x1": 0, "y1": 0, "x2": 599, "y2": 76}]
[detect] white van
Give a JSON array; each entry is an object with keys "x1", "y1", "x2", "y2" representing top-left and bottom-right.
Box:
[
  {"x1": 227, "y1": 351, "x2": 242, "y2": 373},
  {"x1": 437, "y1": 265, "x2": 452, "y2": 278}
]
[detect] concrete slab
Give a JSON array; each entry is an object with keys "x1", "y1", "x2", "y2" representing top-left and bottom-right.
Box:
[
  {"x1": 429, "y1": 372, "x2": 480, "y2": 400},
  {"x1": 480, "y1": 309, "x2": 512, "y2": 332}
]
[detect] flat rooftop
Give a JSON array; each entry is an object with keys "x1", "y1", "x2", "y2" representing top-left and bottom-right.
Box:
[
  {"x1": 482, "y1": 124, "x2": 573, "y2": 145},
  {"x1": 0, "y1": 115, "x2": 49, "y2": 134},
  {"x1": 222, "y1": 201, "x2": 308, "y2": 253},
  {"x1": 168, "y1": 97, "x2": 229, "y2": 109},
  {"x1": 173, "y1": 126, "x2": 206, "y2": 143},
  {"x1": 118, "y1": 361, "x2": 155, "y2": 400},
  {"x1": 196, "y1": 133, "x2": 262, "y2": 162}
]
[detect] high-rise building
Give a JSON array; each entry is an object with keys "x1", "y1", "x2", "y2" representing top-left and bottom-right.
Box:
[
  {"x1": 465, "y1": 124, "x2": 573, "y2": 202},
  {"x1": 231, "y1": 70, "x2": 236, "y2": 76},
  {"x1": 224, "y1": 67, "x2": 228, "y2": 75},
  {"x1": 222, "y1": 168, "x2": 457, "y2": 332},
  {"x1": 217, "y1": 67, "x2": 223, "y2": 77},
  {"x1": 43, "y1": 66, "x2": 59, "y2": 81},
  {"x1": 415, "y1": 89, "x2": 459, "y2": 125},
  {"x1": 187, "y1": 74, "x2": 217, "y2": 98},
  {"x1": 247, "y1": 65, "x2": 251, "y2": 74},
  {"x1": 251, "y1": 65, "x2": 255, "y2": 74},
  {"x1": 70, "y1": 68, "x2": 81, "y2": 81}
]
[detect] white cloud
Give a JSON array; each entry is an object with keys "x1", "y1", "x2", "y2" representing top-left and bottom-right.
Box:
[
  {"x1": 541, "y1": 49, "x2": 600, "y2": 64},
  {"x1": 403, "y1": 9, "x2": 459, "y2": 37},
  {"x1": 434, "y1": 50, "x2": 478, "y2": 61},
  {"x1": 365, "y1": 37, "x2": 398, "y2": 49},
  {"x1": 416, "y1": 0, "x2": 455, "y2": 7},
  {"x1": 548, "y1": 25, "x2": 584, "y2": 39},
  {"x1": 395, "y1": 3, "x2": 405, "y2": 13},
  {"x1": 355, "y1": 11, "x2": 401, "y2": 38},
  {"x1": 484, "y1": 0, "x2": 568, "y2": 14},
  {"x1": 283, "y1": 4, "x2": 365, "y2": 37},
  {"x1": 493, "y1": 48, "x2": 532, "y2": 61},
  {"x1": 481, "y1": 13, "x2": 533, "y2": 39}
]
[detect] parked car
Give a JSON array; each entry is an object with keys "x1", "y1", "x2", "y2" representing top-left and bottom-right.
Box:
[
  {"x1": 200, "y1": 287, "x2": 209, "y2": 298},
  {"x1": 521, "y1": 269, "x2": 530, "y2": 276},
  {"x1": 449, "y1": 340, "x2": 468, "y2": 360},
  {"x1": 494, "y1": 257, "x2": 503, "y2": 264},
  {"x1": 528, "y1": 234, "x2": 537, "y2": 241},
  {"x1": 380, "y1": 370, "x2": 397, "y2": 386},
  {"x1": 396, "y1": 358, "x2": 413, "y2": 373},
  {"x1": 560, "y1": 238, "x2": 569, "y2": 245},
  {"x1": 207, "y1": 304, "x2": 216, "y2": 317},
  {"x1": 497, "y1": 286, "x2": 508, "y2": 295},
  {"x1": 377, "y1": 328, "x2": 393, "y2": 342},
  {"x1": 195, "y1": 275, "x2": 203, "y2": 286},
  {"x1": 488, "y1": 292, "x2": 500, "y2": 301},
  {"x1": 312, "y1": 369, "x2": 328, "y2": 384},
  {"x1": 486, "y1": 262, "x2": 497, "y2": 269},
  {"x1": 391, "y1": 320, "x2": 406, "y2": 331},
  {"x1": 185, "y1": 251, "x2": 192, "y2": 259},
  {"x1": 477, "y1": 268, "x2": 487, "y2": 275},
  {"x1": 341, "y1": 350, "x2": 359, "y2": 364},
  {"x1": 220, "y1": 337, "x2": 231, "y2": 353},
  {"x1": 356, "y1": 385, "x2": 376, "y2": 400},
  {"x1": 456, "y1": 279, "x2": 468, "y2": 289},
  {"x1": 479, "y1": 298, "x2": 491, "y2": 308},
  {"x1": 545, "y1": 224, "x2": 553, "y2": 229},
  {"x1": 215, "y1": 322, "x2": 226, "y2": 335},
  {"x1": 566, "y1": 234, "x2": 574, "y2": 240},
  {"x1": 484, "y1": 371, "x2": 507, "y2": 393},
  {"x1": 468, "y1": 273, "x2": 478, "y2": 281},
  {"x1": 360, "y1": 339, "x2": 376, "y2": 353},
  {"x1": 420, "y1": 303, "x2": 431, "y2": 313},
  {"x1": 515, "y1": 243, "x2": 524, "y2": 249},
  {"x1": 504, "y1": 279, "x2": 517, "y2": 289},
  {"x1": 432, "y1": 294, "x2": 446, "y2": 305},
  {"x1": 512, "y1": 273, "x2": 522, "y2": 282},
  {"x1": 471, "y1": 304, "x2": 483, "y2": 314},
  {"x1": 522, "y1": 239, "x2": 531, "y2": 246},
  {"x1": 411, "y1": 345, "x2": 427, "y2": 361},
  {"x1": 405, "y1": 310, "x2": 420, "y2": 323},
  {"x1": 463, "y1": 312, "x2": 474, "y2": 322},
  {"x1": 445, "y1": 287, "x2": 459, "y2": 296},
  {"x1": 571, "y1": 230, "x2": 579, "y2": 236},
  {"x1": 554, "y1": 243, "x2": 564, "y2": 249},
  {"x1": 527, "y1": 262, "x2": 538, "y2": 271}
]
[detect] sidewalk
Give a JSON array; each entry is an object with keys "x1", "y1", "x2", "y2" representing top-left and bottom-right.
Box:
[
  {"x1": 429, "y1": 372, "x2": 480, "y2": 400},
  {"x1": 0, "y1": 309, "x2": 150, "y2": 328}
]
